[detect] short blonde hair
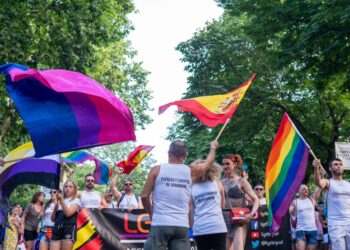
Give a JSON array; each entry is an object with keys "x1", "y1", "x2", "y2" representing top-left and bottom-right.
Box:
[{"x1": 192, "y1": 159, "x2": 222, "y2": 183}]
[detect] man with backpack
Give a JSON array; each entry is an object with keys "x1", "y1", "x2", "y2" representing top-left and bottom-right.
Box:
[{"x1": 109, "y1": 169, "x2": 143, "y2": 211}]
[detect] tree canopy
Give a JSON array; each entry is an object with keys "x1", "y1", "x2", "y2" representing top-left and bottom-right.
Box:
[
  {"x1": 169, "y1": 0, "x2": 350, "y2": 185},
  {"x1": 0, "y1": 0, "x2": 152, "y2": 155}
]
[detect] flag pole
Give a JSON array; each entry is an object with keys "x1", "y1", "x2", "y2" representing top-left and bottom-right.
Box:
[
  {"x1": 215, "y1": 119, "x2": 231, "y2": 142},
  {"x1": 309, "y1": 149, "x2": 328, "y2": 177},
  {"x1": 3, "y1": 156, "x2": 34, "y2": 164}
]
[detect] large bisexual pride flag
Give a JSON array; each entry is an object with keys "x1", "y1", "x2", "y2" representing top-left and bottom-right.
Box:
[
  {"x1": 0, "y1": 142, "x2": 60, "y2": 224},
  {"x1": 0, "y1": 63, "x2": 136, "y2": 157},
  {"x1": 265, "y1": 113, "x2": 310, "y2": 233}
]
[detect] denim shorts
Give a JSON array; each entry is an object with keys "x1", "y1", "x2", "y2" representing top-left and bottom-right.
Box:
[{"x1": 296, "y1": 230, "x2": 318, "y2": 244}]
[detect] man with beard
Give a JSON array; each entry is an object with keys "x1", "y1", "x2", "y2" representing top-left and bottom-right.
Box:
[
  {"x1": 109, "y1": 169, "x2": 143, "y2": 212},
  {"x1": 79, "y1": 174, "x2": 104, "y2": 209},
  {"x1": 313, "y1": 158, "x2": 350, "y2": 250}
]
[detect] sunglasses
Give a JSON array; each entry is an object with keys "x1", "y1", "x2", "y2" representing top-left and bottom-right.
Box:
[
  {"x1": 108, "y1": 194, "x2": 113, "y2": 197},
  {"x1": 50, "y1": 191, "x2": 57, "y2": 195},
  {"x1": 86, "y1": 179, "x2": 95, "y2": 183},
  {"x1": 124, "y1": 183, "x2": 133, "y2": 186},
  {"x1": 255, "y1": 188, "x2": 264, "y2": 191}
]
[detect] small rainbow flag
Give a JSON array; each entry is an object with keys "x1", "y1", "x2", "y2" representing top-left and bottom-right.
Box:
[
  {"x1": 116, "y1": 145, "x2": 154, "y2": 174},
  {"x1": 62, "y1": 150, "x2": 112, "y2": 185},
  {"x1": 159, "y1": 74, "x2": 256, "y2": 127},
  {"x1": 265, "y1": 113, "x2": 310, "y2": 233}
]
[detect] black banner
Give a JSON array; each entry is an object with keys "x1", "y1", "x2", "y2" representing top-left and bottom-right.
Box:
[{"x1": 74, "y1": 206, "x2": 290, "y2": 250}]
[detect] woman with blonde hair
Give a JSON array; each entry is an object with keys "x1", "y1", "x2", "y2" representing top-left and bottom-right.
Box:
[
  {"x1": 190, "y1": 160, "x2": 227, "y2": 250},
  {"x1": 50, "y1": 180, "x2": 80, "y2": 250},
  {"x1": 222, "y1": 154, "x2": 259, "y2": 250}
]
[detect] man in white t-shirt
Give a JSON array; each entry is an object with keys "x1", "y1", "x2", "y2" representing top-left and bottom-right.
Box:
[
  {"x1": 141, "y1": 140, "x2": 218, "y2": 250},
  {"x1": 313, "y1": 158, "x2": 350, "y2": 250},
  {"x1": 79, "y1": 174, "x2": 104, "y2": 209}
]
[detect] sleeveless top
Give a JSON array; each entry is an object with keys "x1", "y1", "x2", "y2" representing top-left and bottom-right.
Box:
[
  {"x1": 42, "y1": 203, "x2": 55, "y2": 227},
  {"x1": 222, "y1": 177, "x2": 245, "y2": 209},
  {"x1": 192, "y1": 180, "x2": 227, "y2": 236},
  {"x1": 152, "y1": 163, "x2": 192, "y2": 227},
  {"x1": 24, "y1": 204, "x2": 41, "y2": 231},
  {"x1": 118, "y1": 193, "x2": 139, "y2": 209},
  {"x1": 327, "y1": 179, "x2": 350, "y2": 226},
  {"x1": 80, "y1": 190, "x2": 101, "y2": 208},
  {"x1": 295, "y1": 198, "x2": 317, "y2": 231}
]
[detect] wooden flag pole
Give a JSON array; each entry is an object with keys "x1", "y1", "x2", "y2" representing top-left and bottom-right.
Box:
[
  {"x1": 3, "y1": 156, "x2": 34, "y2": 164},
  {"x1": 309, "y1": 149, "x2": 328, "y2": 177},
  {"x1": 215, "y1": 119, "x2": 231, "y2": 142}
]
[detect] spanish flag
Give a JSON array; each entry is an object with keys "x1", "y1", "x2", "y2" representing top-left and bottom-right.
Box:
[
  {"x1": 159, "y1": 74, "x2": 256, "y2": 127},
  {"x1": 116, "y1": 145, "x2": 155, "y2": 174}
]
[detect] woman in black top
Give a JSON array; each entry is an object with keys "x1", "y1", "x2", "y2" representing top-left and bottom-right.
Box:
[{"x1": 50, "y1": 180, "x2": 80, "y2": 250}]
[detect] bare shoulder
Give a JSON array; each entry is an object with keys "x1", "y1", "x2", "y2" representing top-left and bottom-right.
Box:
[{"x1": 149, "y1": 165, "x2": 161, "y2": 177}]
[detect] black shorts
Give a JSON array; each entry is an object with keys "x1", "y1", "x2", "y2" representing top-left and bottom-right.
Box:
[
  {"x1": 51, "y1": 224, "x2": 77, "y2": 242},
  {"x1": 24, "y1": 229, "x2": 38, "y2": 241},
  {"x1": 195, "y1": 233, "x2": 227, "y2": 250}
]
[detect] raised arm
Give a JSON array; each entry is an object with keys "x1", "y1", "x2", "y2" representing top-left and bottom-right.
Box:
[
  {"x1": 190, "y1": 141, "x2": 218, "y2": 180},
  {"x1": 313, "y1": 159, "x2": 329, "y2": 190},
  {"x1": 141, "y1": 165, "x2": 160, "y2": 219},
  {"x1": 109, "y1": 168, "x2": 123, "y2": 201},
  {"x1": 289, "y1": 199, "x2": 296, "y2": 216}
]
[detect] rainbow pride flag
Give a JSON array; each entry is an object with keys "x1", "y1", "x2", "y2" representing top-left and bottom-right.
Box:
[
  {"x1": 62, "y1": 150, "x2": 112, "y2": 185},
  {"x1": 265, "y1": 113, "x2": 310, "y2": 233},
  {"x1": 0, "y1": 63, "x2": 135, "y2": 157}
]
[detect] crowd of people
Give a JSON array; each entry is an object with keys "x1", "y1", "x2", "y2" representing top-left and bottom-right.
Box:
[{"x1": 0, "y1": 141, "x2": 350, "y2": 250}]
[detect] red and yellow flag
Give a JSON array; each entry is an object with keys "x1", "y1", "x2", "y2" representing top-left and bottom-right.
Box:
[
  {"x1": 116, "y1": 145, "x2": 155, "y2": 174},
  {"x1": 159, "y1": 74, "x2": 256, "y2": 127}
]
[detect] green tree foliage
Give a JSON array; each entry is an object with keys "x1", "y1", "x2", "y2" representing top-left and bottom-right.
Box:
[
  {"x1": 168, "y1": 0, "x2": 350, "y2": 185},
  {"x1": 1, "y1": 1, "x2": 153, "y2": 206},
  {"x1": 0, "y1": 0, "x2": 152, "y2": 155}
]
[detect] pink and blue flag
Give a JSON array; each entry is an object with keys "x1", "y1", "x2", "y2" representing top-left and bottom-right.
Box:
[{"x1": 0, "y1": 63, "x2": 136, "y2": 157}]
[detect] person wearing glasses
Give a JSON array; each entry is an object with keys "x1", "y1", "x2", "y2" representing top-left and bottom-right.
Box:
[
  {"x1": 253, "y1": 184, "x2": 266, "y2": 206},
  {"x1": 103, "y1": 190, "x2": 117, "y2": 208},
  {"x1": 110, "y1": 169, "x2": 143, "y2": 212},
  {"x1": 38, "y1": 190, "x2": 58, "y2": 250},
  {"x1": 79, "y1": 174, "x2": 104, "y2": 209}
]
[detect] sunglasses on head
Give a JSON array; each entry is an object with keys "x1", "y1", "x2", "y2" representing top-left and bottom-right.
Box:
[
  {"x1": 50, "y1": 191, "x2": 57, "y2": 195},
  {"x1": 255, "y1": 188, "x2": 264, "y2": 191},
  {"x1": 86, "y1": 179, "x2": 95, "y2": 183},
  {"x1": 124, "y1": 182, "x2": 133, "y2": 186}
]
